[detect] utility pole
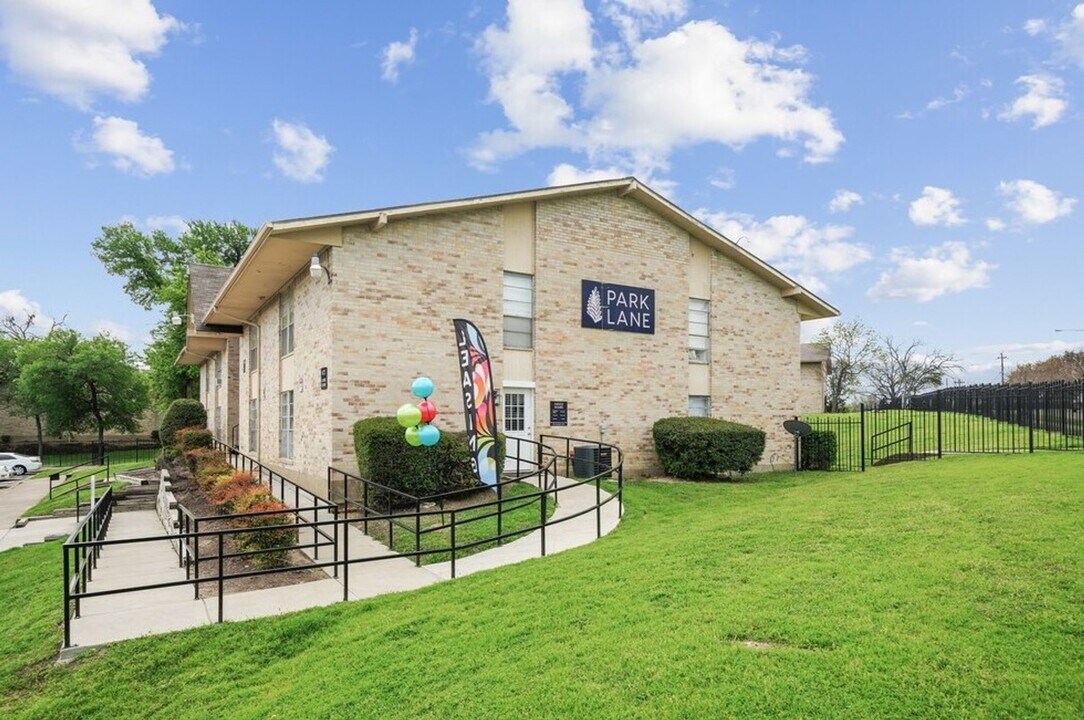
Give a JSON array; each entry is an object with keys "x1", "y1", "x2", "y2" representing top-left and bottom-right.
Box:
[{"x1": 998, "y1": 352, "x2": 1007, "y2": 384}]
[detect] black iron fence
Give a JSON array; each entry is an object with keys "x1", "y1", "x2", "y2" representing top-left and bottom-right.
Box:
[
  {"x1": 802, "y1": 380, "x2": 1084, "y2": 471},
  {"x1": 23, "y1": 437, "x2": 160, "y2": 468}
]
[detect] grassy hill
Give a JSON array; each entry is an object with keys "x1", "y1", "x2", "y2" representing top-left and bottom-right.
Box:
[{"x1": 2, "y1": 453, "x2": 1081, "y2": 719}]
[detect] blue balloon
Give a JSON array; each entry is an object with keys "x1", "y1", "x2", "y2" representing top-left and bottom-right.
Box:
[
  {"x1": 418, "y1": 423, "x2": 440, "y2": 447},
  {"x1": 412, "y1": 376, "x2": 434, "y2": 399}
]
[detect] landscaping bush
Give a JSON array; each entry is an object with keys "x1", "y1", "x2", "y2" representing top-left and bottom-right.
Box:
[
  {"x1": 652, "y1": 417, "x2": 765, "y2": 478},
  {"x1": 353, "y1": 417, "x2": 506, "y2": 502},
  {"x1": 800, "y1": 430, "x2": 837, "y2": 471},
  {"x1": 237, "y1": 498, "x2": 297, "y2": 568},
  {"x1": 160, "y1": 399, "x2": 207, "y2": 447},
  {"x1": 174, "y1": 426, "x2": 214, "y2": 452},
  {"x1": 208, "y1": 471, "x2": 263, "y2": 514}
]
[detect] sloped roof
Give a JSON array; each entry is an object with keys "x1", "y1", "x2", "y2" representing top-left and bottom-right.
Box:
[
  {"x1": 177, "y1": 263, "x2": 240, "y2": 366},
  {"x1": 800, "y1": 343, "x2": 831, "y2": 364},
  {"x1": 202, "y1": 177, "x2": 840, "y2": 324}
]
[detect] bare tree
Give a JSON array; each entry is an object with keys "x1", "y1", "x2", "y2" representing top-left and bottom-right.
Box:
[
  {"x1": 866, "y1": 336, "x2": 960, "y2": 406},
  {"x1": 0, "y1": 310, "x2": 66, "y2": 340},
  {"x1": 815, "y1": 318, "x2": 879, "y2": 412}
]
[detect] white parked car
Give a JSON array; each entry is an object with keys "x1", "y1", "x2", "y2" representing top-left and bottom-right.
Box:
[{"x1": 0, "y1": 452, "x2": 42, "y2": 476}]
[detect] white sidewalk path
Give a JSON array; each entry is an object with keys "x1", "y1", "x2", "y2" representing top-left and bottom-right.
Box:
[
  {"x1": 0, "y1": 477, "x2": 78, "y2": 552},
  {"x1": 64, "y1": 478, "x2": 621, "y2": 654}
]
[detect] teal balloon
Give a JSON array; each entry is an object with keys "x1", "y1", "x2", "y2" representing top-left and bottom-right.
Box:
[
  {"x1": 411, "y1": 376, "x2": 434, "y2": 399},
  {"x1": 404, "y1": 426, "x2": 422, "y2": 447},
  {"x1": 418, "y1": 424, "x2": 440, "y2": 447},
  {"x1": 396, "y1": 403, "x2": 422, "y2": 428}
]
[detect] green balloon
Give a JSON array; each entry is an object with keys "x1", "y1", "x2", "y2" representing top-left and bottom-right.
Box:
[
  {"x1": 396, "y1": 403, "x2": 422, "y2": 428},
  {"x1": 404, "y1": 426, "x2": 422, "y2": 446}
]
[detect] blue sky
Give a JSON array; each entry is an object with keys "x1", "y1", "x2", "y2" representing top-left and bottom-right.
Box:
[{"x1": 0, "y1": 0, "x2": 1081, "y2": 382}]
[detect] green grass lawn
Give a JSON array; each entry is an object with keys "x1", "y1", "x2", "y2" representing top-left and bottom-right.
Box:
[
  {"x1": 1, "y1": 453, "x2": 1081, "y2": 719},
  {"x1": 377, "y1": 482, "x2": 558, "y2": 564},
  {"x1": 22, "y1": 459, "x2": 155, "y2": 517}
]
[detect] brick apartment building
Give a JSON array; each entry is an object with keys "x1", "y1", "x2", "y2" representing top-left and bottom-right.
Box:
[{"x1": 179, "y1": 178, "x2": 838, "y2": 496}]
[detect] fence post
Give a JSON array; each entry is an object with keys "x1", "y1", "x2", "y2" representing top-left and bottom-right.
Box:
[
  {"x1": 217, "y1": 533, "x2": 224, "y2": 623},
  {"x1": 540, "y1": 490, "x2": 547, "y2": 557},
  {"x1": 450, "y1": 510, "x2": 457, "y2": 579},
  {"x1": 496, "y1": 482, "x2": 503, "y2": 547},
  {"x1": 1028, "y1": 391, "x2": 1035, "y2": 453},
  {"x1": 415, "y1": 500, "x2": 421, "y2": 567},
  {"x1": 936, "y1": 390, "x2": 943, "y2": 459},
  {"x1": 62, "y1": 546, "x2": 71, "y2": 648},
  {"x1": 860, "y1": 403, "x2": 866, "y2": 472}
]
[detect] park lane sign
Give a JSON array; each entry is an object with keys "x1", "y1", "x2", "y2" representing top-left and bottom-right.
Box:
[{"x1": 581, "y1": 279, "x2": 655, "y2": 335}]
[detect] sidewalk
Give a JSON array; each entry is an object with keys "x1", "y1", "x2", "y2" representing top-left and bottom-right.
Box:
[
  {"x1": 64, "y1": 478, "x2": 620, "y2": 654},
  {"x1": 0, "y1": 477, "x2": 77, "y2": 552}
]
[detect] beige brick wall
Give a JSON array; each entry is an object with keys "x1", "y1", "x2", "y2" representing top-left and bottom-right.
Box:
[
  {"x1": 799, "y1": 363, "x2": 826, "y2": 414},
  {"x1": 231, "y1": 188, "x2": 816, "y2": 488}
]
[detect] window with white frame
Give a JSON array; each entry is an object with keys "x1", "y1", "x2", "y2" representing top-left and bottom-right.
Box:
[
  {"x1": 689, "y1": 395, "x2": 710, "y2": 417},
  {"x1": 279, "y1": 289, "x2": 295, "y2": 357},
  {"x1": 688, "y1": 298, "x2": 710, "y2": 362},
  {"x1": 248, "y1": 398, "x2": 259, "y2": 452},
  {"x1": 249, "y1": 327, "x2": 259, "y2": 373},
  {"x1": 503, "y1": 272, "x2": 534, "y2": 349},
  {"x1": 279, "y1": 391, "x2": 294, "y2": 459}
]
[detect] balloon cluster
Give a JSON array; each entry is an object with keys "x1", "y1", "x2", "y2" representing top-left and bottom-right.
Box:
[{"x1": 396, "y1": 376, "x2": 441, "y2": 447}]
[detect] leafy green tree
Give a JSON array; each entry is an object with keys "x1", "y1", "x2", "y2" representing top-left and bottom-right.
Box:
[
  {"x1": 92, "y1": 220, "x2": 255, "y2": 411},
  {"x1": 814, "y1": 318, "x2": 878, "y2": 412},
  {"x1": 16, "y1": 330, "x2": 150, "y2": 457},
  {"x1": 1, "y1": 309, "x2": 66, "y2": 455}
]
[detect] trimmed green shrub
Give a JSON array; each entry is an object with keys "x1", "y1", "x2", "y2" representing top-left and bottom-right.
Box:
[
  {"x1": 353, "y1": 417, "x2": 506, "y2": 502},
  {"x1": 161, "y1": 399, "x2": 207, "y2": 447},
  {"x1": 174, "y1": 426, "x2": 214, "y2": 452},
  {"x1": 800, "y1": 430, "x2": 837, "y2": 471},
  {"x1": 652, "y1": 417, "x2": 765, "y2": 478}
]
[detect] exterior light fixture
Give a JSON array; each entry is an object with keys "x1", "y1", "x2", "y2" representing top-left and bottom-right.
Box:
[
  {"x1": 171, "y1": 313, "x2": 196, "y2": 326},
  {"x1": 310, "y1": 253, "x2": 333, "y2": 284}
]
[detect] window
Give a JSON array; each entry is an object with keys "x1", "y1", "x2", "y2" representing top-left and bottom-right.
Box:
[
  {"x1": 279, "y1": 391, "x2": 294, "y2": 459},
  {"x1": 248, "y1": 399, "x2": 259, "y2": 452},
  {"x1": 279, "y1": 289, "x2": 295, "y2": 357},
  {"x1": 689, "y1": 396, "x2": 710, "y2": 417},
  {"x1": 504, "y1": 391, "x2": 526, "y2": 432},
  {"x1": 249, "y1": 327, "x2": 259, "y2": 373},
  {"x1": 503, "y1": 272, "x2": 534, "y2": 349},
  {"x1": 688, "y1": 298, "x2": 710, "y2": 362}
]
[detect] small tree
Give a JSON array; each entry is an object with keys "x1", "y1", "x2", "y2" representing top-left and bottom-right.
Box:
[
  {"x1": 1, "y1": 308, "x2": 67, "y2": 455},
  {"x1": 866, "y1": 336, "x2": 959, "y2": 406},
  {"x1": 16, "y1": 330, "x2": 149, "y2": 458},
  {"x1": 815, "y1": 318, "x2": 878, "y2": 412}
]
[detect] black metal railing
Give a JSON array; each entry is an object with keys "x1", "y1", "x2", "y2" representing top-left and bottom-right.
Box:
[
  {"x1": 60, "y1": 436, "x2": 624, "y2": 648},
  {"x1": 803, "y1": 379, "x2": 1084, "y2": 471},
  {"x1": 48, "y1": 457, "x2": 114, "y2": 520},
  {"x1": 37, "y1": 438, "x2": 159, "y2": 468},
  {"x1": 870, "y1": 422, "x2": 914, "y2": 465},
  {"x1": 61, "y1": 487, "x2": 114, "y2": 647}
]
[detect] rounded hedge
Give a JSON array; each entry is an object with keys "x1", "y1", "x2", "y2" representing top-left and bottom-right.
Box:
[
  {"x1": 161, "y1": 399, "x2": 207, "y2": 448},
  {"x1": 652, "y1": 416, "x2": 765, "y2": 478},
  {"x1": 353, "y1": 417, "x2": 506, "y2": 502},
  {"x1": 800, "y1": 430, "x2": 837, "y2": 471}
]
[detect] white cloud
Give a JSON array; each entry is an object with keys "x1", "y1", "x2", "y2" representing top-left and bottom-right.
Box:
[
  {"x1": 867, "y1": 242, "x2": 993, "y2": 302},
  {"x1": 909, "y1": 186, "x2": 966, "y2": 227},
  {"x1": 472, "y1": 3, "x2": 843, "y2": 174},
  {"x1": 998, "y1": 74, "x2": 1067, "y2": 128},
  {"x1": 828, "y1": 189, "x2": 863, "y2": 213},
  {"x1": 270, "y1": 119, "x2": 334, "y2": 183},
  {"x1": 997, "y1": 179, "x2": 1076, "y2": 224},
  {"x1": 708, "y1": 167, "x2": 736, "y2": 190},
  {"x1": 1054, "y1": 3, "x2": 1084, "y2": 67},
  {"x1": 984, "y1": 217, "x2": 1007, "y2": 232},
  {"x1": 0, "y1": 0, "x2": 179, "y2": 110},
  {"x1": 381, "y1": 28, "x2": 418, "y2": 83},
  {"x1": 926, "y1": 83, "x2": 969, "y2": 111},
  {"x1": 547, "y1": 163, "x2": 626, "y2": 185},
  {"x1": 0, "y1": 289, "x2": 50, "y2": 327},
  {"x1": 603, "y1": 0, "x2": 688, "y2": 45},
  {"x1": 92, "y1": 320, "x2": 136, "y2": 343},
  {"x1": 696, "y1": 209, "x2": 871, "y2": 295},
  {"x1": 119, "y1": 214, "x2": 188, "y2": 235},
  {"x1": 1024, "y1": 18, "x2": 1047, "y2": 36},
  {"x1": 80, "y1": 115, "x2": 175, "y2": 177}
]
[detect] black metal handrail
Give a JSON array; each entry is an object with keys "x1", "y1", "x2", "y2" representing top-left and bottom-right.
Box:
[
  {"x1": 60, "y1": 435, "x2": 624, "y2": 648},
  {"x1": 61, "y1": 486, "x2": 114, "y2": 647},
  {"x1": 870, "y1": 422, "x2": 914, "y2": 464}
]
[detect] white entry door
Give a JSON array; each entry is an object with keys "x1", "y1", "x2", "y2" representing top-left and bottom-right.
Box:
[{"x1": 502, "y1": 388, "x2": 534, "y2": 474}]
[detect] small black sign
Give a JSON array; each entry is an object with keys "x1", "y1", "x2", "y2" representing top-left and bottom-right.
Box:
[
  {"x1": 320, "y1": 367, "x2": 328, "y2": 390},
  {"x1": 549, "y1": 401, "x2": 568, "y2": 426},
  {"x1": 581, "y1": 279, "x2": 655, "y2": 334}
]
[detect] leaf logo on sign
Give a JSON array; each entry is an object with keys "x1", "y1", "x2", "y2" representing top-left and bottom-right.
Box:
[{"x1": 586, "y1": 287, "x2": 604, "y2": 323}]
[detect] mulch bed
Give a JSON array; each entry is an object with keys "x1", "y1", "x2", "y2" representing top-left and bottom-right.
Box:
[{"x1": 166, "y1": 462, "x2": 327, "y2": 596}]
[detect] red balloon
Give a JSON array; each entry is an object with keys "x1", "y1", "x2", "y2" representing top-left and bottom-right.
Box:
[{"x1": 419, "y1": 399, "x2": 438, "y2": 423}]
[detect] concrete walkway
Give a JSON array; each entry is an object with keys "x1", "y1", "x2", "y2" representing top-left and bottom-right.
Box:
[
  {"x1": 0, "y1": 477, "x2": 78, "y2": 552},
  {"x1": 64, "y1": 477, "x2": 620, "y2": 653}
]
